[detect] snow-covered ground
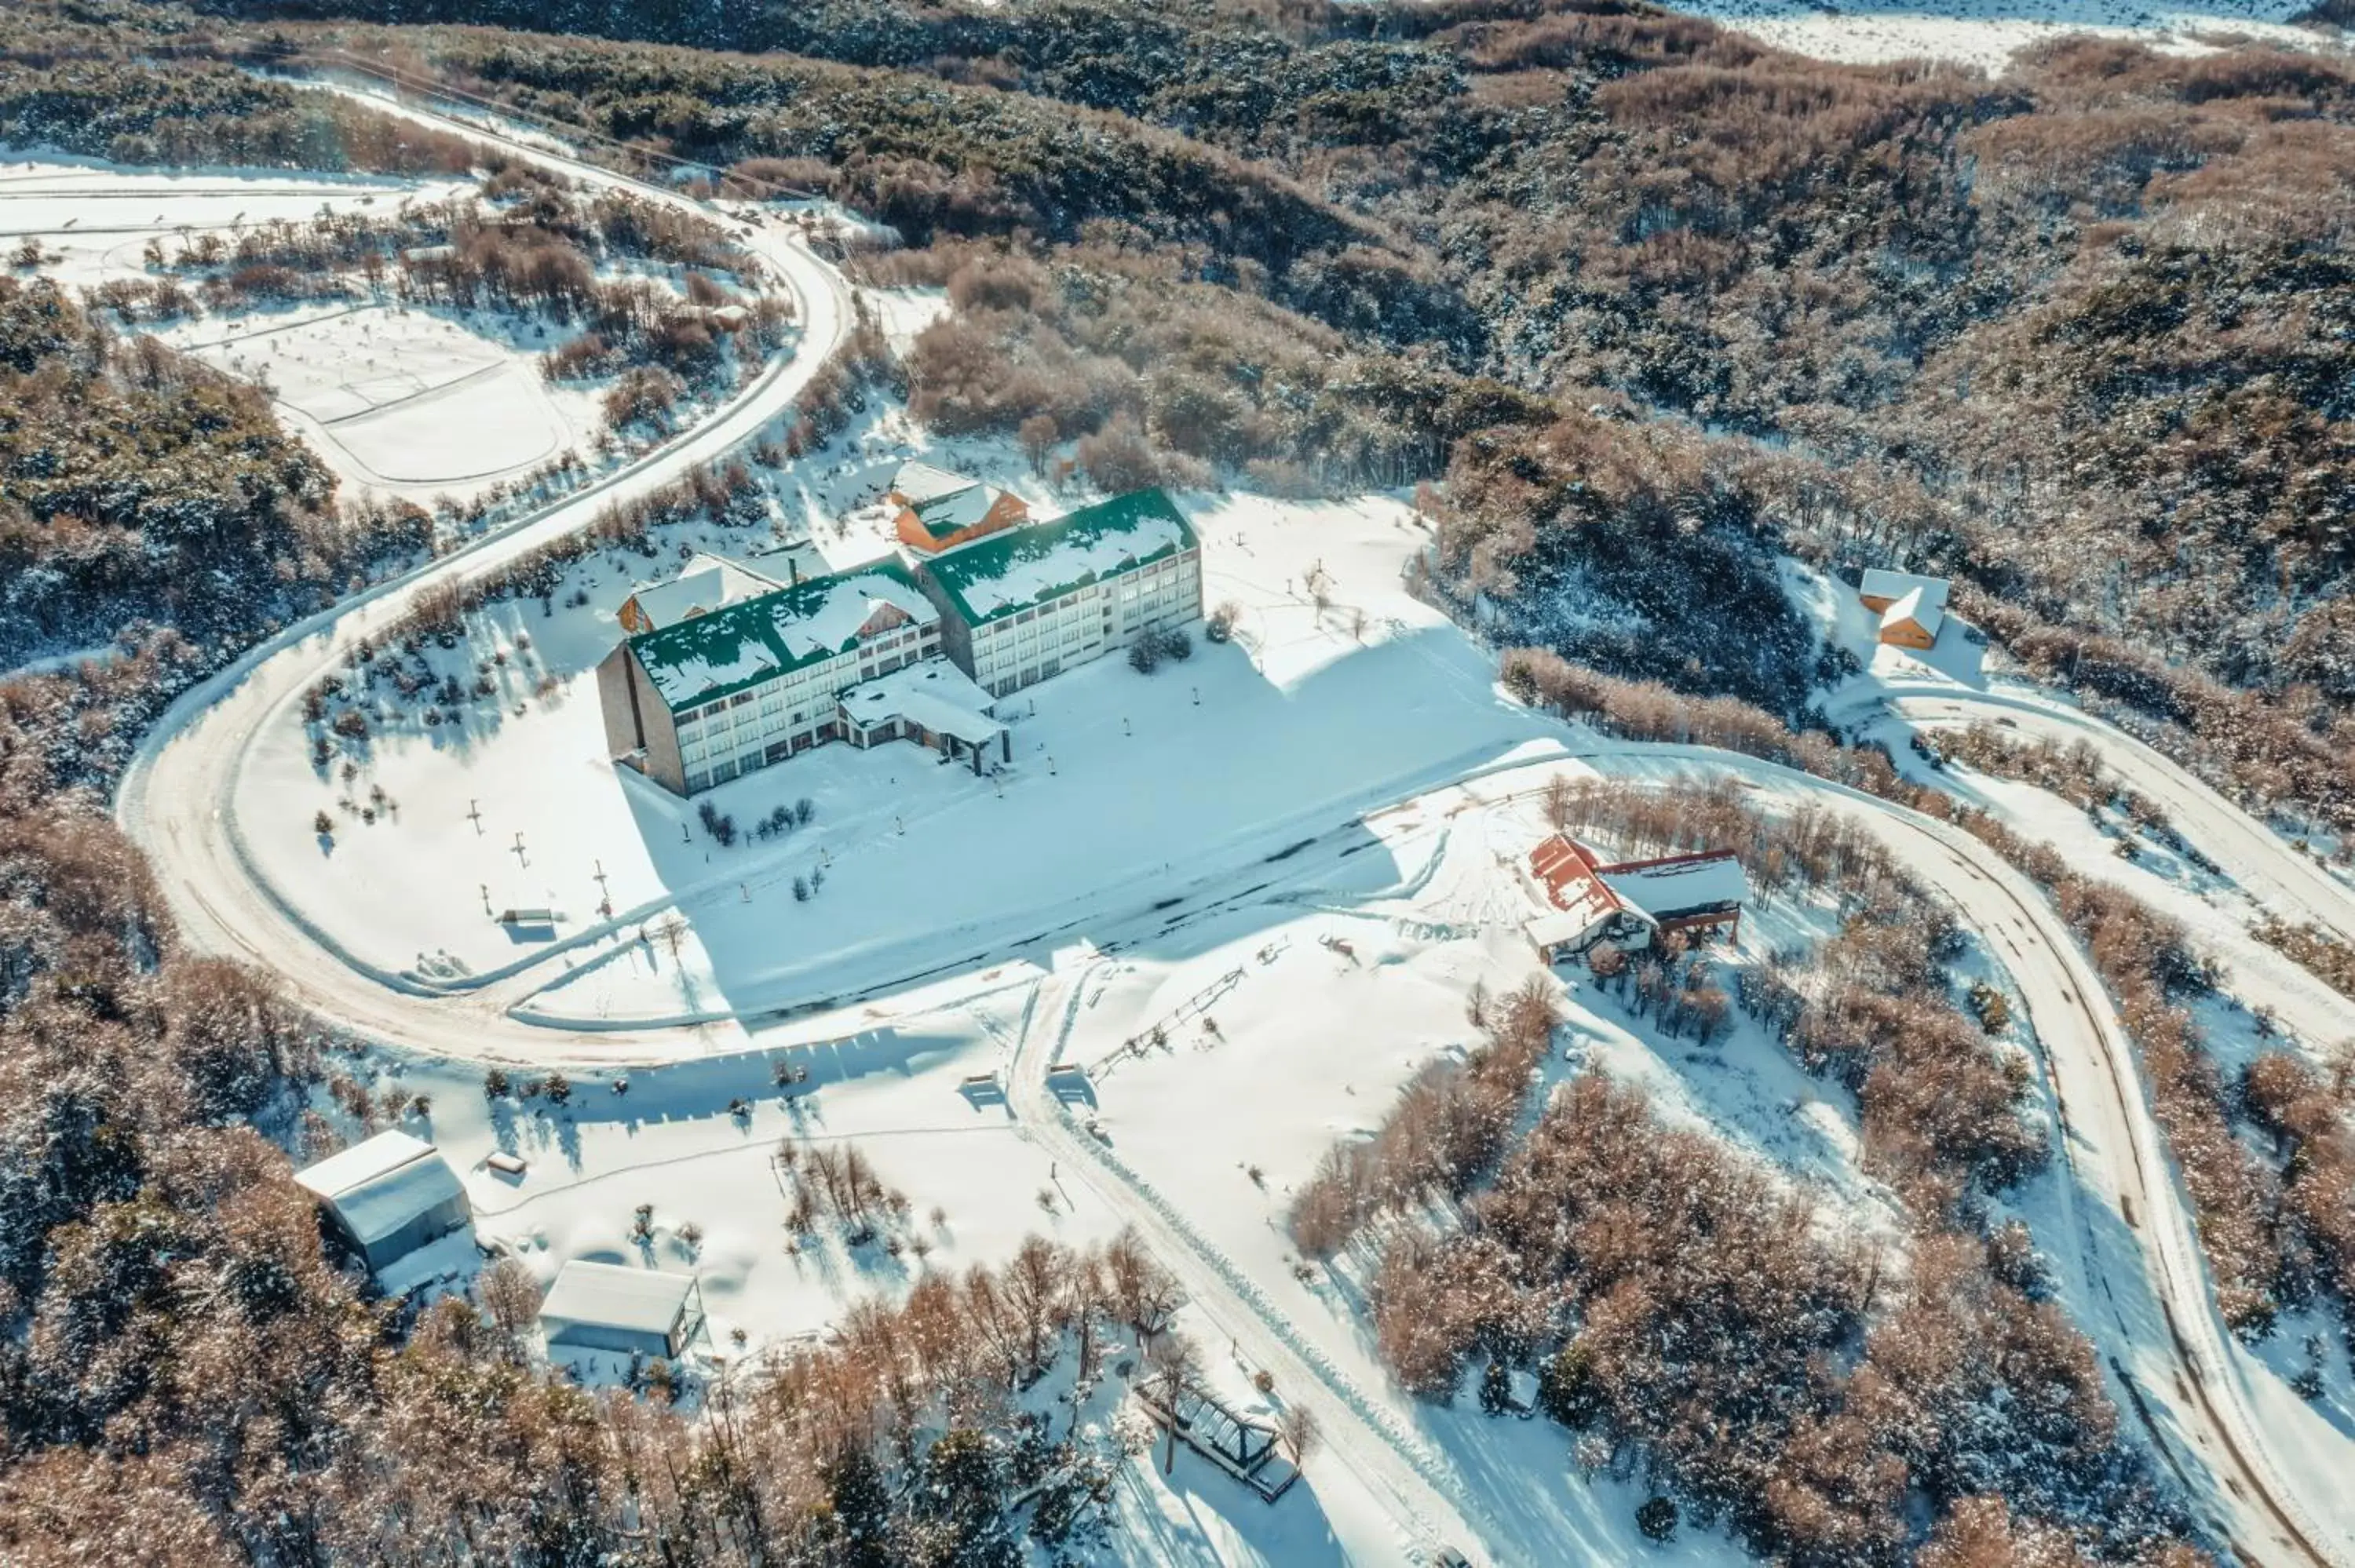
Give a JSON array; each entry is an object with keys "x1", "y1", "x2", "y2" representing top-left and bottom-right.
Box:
[
  {"x1": 1671, "y1": 0, "x2": 2337, "y2": 68},
  {"x1": 0, "y1": 156, "x2": 458, "y2": 290},
  {"x1": 1786, "y1": 558, "x2": 2355, "y2": 1075},
  {"x1": 108, "y1": 87, "x2": 2355, "y2": 1565},
  {"x1": 347, "y1": 979, "x2": 1130, "y2": 1349},
  {"x1": 162, "y1": 301, "x2": 605, "y2": 497},
  {"x1": 0, "y1": 155, "x2": 728, "y2": 509},
  {"x1": 232, "y1": 480, "x2": 1551, "y2": 1032}
]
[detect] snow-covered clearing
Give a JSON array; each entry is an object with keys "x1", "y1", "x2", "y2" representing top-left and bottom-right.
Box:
[
  {"x1": 162, "y1": 301, "x2": 605, "y2": 495},
  {"x1": 345, "y1": 980, "x2": 1130, "y2": 1351},
  {"x1": 0, "y1": 154, "x2": 736, "y2": 509},
  {"x1": 234, "y1": 483, "x2": 1551, "y2": 1030},
  {"x1": 0, "y1": 155, "x2": 455, "y2": 289},
  {"x1": 1670, "y1": 0, "x2": 2339, "y2": 70}
]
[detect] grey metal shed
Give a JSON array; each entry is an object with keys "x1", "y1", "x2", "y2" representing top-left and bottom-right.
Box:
[
  {"x1": 295, "y1": 1129, "x2": 474, "y2": 1274},
  {"x1": 540, "y1": 1260, "x2": 706, "y2": 1360}
]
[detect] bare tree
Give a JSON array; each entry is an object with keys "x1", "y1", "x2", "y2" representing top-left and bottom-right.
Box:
[
  {"x1": 1106, "y1": 1227, "x2": 1183, "y2": 1345},
  {"x1": 477, "y1": 1256, "x2": 542, "y2": 1364},
  {"x1": 1276, "y1": 1402, "x2": 1320, "y2": 1468},
  {"x1": 1146, "y1": 1333, "x2": 1203, "y2": 1475}
]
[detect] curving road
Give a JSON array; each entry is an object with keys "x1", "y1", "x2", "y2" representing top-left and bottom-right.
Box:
[
  {"x1": 115, "y1": 87, "x2": 856, "y2": 1066},
  {"x1": 1861, "y1": 681, "x2": 2355, "y2": 947},
  {"x1": 1002, "y1": 747, "x2": 2350, "y2": 1568},
  {"x1": 102, "y1": 79, "x2": 2349, "y2": 1568}
]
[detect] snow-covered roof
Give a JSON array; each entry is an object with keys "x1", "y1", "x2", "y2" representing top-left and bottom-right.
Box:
[
  {"x1": 1859, "y1": 567, "x2": 1947, "y2": 604},
  {"x1": 629, "y1": 562, "x2": 938, "y2": 713},
  {"x1": 628, "y1": 552, "x2": 786, "y2": 629},
  {"x1": 1879, "y1": 582, "x2": 1947, "y2": 639},
  {"x1": 1597, "y1": 852, "x2": 1749, "y2": 921},
  {"x1": 1526, "y1": 908, "x2": 1605, "y2": 948},
  {"x1": 541, "y1": 1260, "x2": 698, "y2": 1338},
  {"x1": 890, "y1": 460, "x2": 977, "y2": 508},
  {"x1": 911, "y1": 483, "x2": 997, "y2": 536},
  {"x1": 294, "y1": 1130, "x2": 466, "y2": 1251},
  {"x1": 838, "y1": 658, "x2": 1005, "y2": 747},
  {"x1": 923, "y1": 489, "x2": 1195, "y2": 625}
]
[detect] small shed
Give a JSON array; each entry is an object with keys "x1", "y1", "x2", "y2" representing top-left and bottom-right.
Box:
[
  {"x1": 1857, "y1": 568, "x2": 1949, "y2": 650},
  {"x1": 295, "y1": 1129, "x2": 473, "y2": 1274},
  {"x1": 540, "y1": 1261, "x2": 706, "y2": 1360}
]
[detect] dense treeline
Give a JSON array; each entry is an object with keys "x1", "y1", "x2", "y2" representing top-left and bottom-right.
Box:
[
  {"x1": 863, "y1": 239, "x2": 1548, "y2": 494},
  {"x1": 1961, "y1": 810, "x2": 2313, "y2": 1340},
  {"x1": 1546, "y1": 776, "x2": 2049, "y2": 1211},
  {"x1": 1429, "y1": 413, "x2": 1826, "y2": 715},
  {"x1": 1287, "y1": 975, "x2": 1561, "y2": 1260},
  {"x1": 0, "y1": 632, "x2": 1188, "y2": 1560},
  {"x1": 0, "y1": 42, "x2": 480, "y2": 173},
  {"x1": 0, "y1": 276, "x2": 429, "y2": 670},
  {"x1": 180, "y1": 0, "x2": 2355, "y2": 827},
  {"x1": 272, "y1": 17, "x2": 1478, "y2": 356},
  {"x1": 1502, "y1": 644, "x2": 2355, "y2": 1342},
  {"x1": 1371, "y1": 1069, "x2": 2186, "y2": 1563},
  {"x1": 1306, "y1": 770, "x2": 2182, "y2": 1560}
]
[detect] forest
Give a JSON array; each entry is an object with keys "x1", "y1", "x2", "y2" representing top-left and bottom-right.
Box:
[
  {"x1": 1288, "y1": 779, "x2": 2191, "y2": 1564},
  {"x1": 1, "y1": 0, "x2": 2352, "y2": 1560},
  {"x1": 9, "y1": 0, "x2": 2353, "y2": 789},
  {"x1": 136, "y1": 0, "x2": 2353, "y2": 784}
]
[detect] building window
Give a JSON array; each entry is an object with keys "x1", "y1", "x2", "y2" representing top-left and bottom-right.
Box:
[
  {"x1": 766, "y1": 739, "x2": 792, "y2": 764},
  {"x1": 685, "y1": 770, "x2": 712, "y2": 792}
]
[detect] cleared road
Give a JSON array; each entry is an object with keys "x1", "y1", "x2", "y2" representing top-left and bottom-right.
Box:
[
  {"x1": 102, "y1": 82, "x2": 2348, "y2": 1568},
  {"x1": 1871, "y1": 682, "x2": 2355, "y2": 946},
  {"x1": 115, "y1": 89, "x2": 856, "y2": 1066},
  {"x1": 1002, "y1": 749, "x2": 2350, "y2": 1568}
]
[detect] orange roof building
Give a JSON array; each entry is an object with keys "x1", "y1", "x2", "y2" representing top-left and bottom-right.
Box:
[{"x1": 1525, "y1": 833, "x2": 1747, "y2": 961}]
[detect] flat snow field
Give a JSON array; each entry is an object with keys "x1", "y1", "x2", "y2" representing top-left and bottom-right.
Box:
[
  {"x1": 234, "y1": 489, "x2": 1563, "y2": 1025},
  {"x1": 0, "y1": 157, "x2": 615, "y2": 503},
  {"x1": 1669, "y1": 0, "x2": 2335, "y2": 67},
  {"x1": 162, "y1": 302, "x2": 605, "y2": 495},
  {"x1": 362, "y1": 980, "x2": 1132, "y2": 1348}
]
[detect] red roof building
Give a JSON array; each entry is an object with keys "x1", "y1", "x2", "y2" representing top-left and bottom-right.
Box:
[{"x1": 1525, "y1": 833, "x2": 1747, "y2": 961}]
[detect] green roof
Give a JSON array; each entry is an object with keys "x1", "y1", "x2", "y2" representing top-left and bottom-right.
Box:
[
  {"x1": 922, "y1": 489, "x2": 1196, "y2": 626},
  {"x1": 628, "y1": 559, "x2": 937, "y2": 713}
]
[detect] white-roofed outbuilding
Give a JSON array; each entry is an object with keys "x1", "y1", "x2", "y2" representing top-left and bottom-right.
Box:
[
  {"x1": 1857, "y1": 568, "x2": 1949, "y2": 650},
  {"x1": 540, "y1": 1260, "x2": 706, "y2": 1360},
  {"x1": 294, "y1": 1129, "x2": 473, "y2": 1274}
]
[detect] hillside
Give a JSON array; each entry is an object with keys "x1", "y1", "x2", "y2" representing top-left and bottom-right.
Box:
[{"x1": 2, "y1": 2, "x2": 2354, "y2": 1566}]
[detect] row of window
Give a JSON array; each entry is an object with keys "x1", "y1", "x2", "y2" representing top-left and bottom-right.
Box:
[
  {"x1": 685, "y1": 723, "x2": 837, "y2": 792},
  {"x1": 675, "y1": 629, "x2": 940, "y2": 749}
]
